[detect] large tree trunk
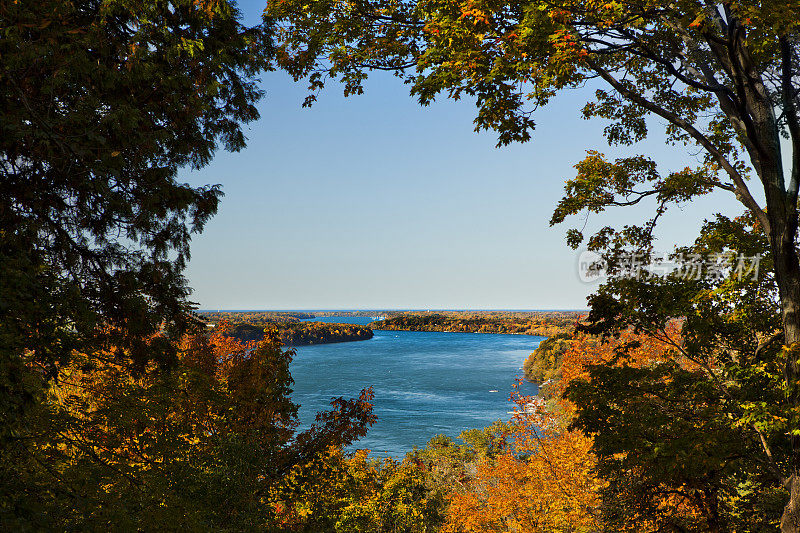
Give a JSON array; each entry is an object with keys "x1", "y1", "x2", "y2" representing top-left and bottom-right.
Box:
[
  {"x1": 762, "y1": 164, "x2": 800, "y2": 532},
  {"x1": 786, "y1": 477, "x2": 800, "y2": 533},
  {"x1": 777, "y1": 247, "x2": 800, "y2": 532},
  {"x1": 732, "y1": 36, "x2": 800, "y2": 522},
  {"x1": 773, "y1": 222, "x2": 800, "y2": 533}
]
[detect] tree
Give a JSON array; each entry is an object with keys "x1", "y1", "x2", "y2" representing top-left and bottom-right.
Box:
[
  {"x1": 0, "y1": 1, "x2": 277, "y2": 523},
  {"x1": 437, "y1": 381, "x2": 605, "y2": 531},
  {"x1": 266, "y1": 2, "x2": 800, "y2": 528},
  {"x1": 280, "y1": 447, "x2": 445, "y2": 532},
  {"x1": 0, "y1": 0, "x2": 271, "y2": 422},
  {"x1": 443, "y1": 423, "x2": 603, "y2": 532},
  {"x1": 564, "y1": 215, "x2": 790, "y2": 531},
  {"x1": 0, "y1": 325, "x2": 376, "y2": 529},
  {"x1": 523, "y1": 332, "x2": 573, "y2": 383}
]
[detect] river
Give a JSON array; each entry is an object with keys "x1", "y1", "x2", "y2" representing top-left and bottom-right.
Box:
[{"x1": 291, "y1": 316, "x2": 541, "y2": 457}]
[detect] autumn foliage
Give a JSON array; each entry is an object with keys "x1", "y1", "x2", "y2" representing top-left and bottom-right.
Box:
[
  {"x1": 441, "y1": 327, "x2": 717, "y2": 532},
  {"x1": 443, "y1": 421, "x2": 602, "y2": 532},
  {"x1": 3, "y1": 325, "x2": 377, "y2": 529},
  {"x1": 439, "y1": 335, "x2": 609, "y2": 532}
]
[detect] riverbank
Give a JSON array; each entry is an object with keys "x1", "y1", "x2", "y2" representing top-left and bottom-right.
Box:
[
  {"x1": 211, "y1": 319, "x2": 374, "y2": 347},
  {"x1": 370, "y1": 311, "x2": 580, "y2": 337}
]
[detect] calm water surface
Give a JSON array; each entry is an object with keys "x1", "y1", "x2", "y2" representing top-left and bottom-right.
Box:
[{"x1": 291, "y1": 317, "x2": 541, "y2": 457}]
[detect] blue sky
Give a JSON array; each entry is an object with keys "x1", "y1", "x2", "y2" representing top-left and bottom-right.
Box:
[{"x1": 180, "y1": 0, "x2": 748, "y2": 310}]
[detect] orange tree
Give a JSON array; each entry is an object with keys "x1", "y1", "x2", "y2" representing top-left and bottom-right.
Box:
[
  {"x1": 2, "y1": 325, "x2": 376, "y2": 529},
  {"x1": 439, "y1": 333, "x2": 666, "y2": 533},
  {"x1": 267, "y1": 1, "x2": 800, "y2": 528},
  {"x1": 441, "y1": 412, "x2": 603, "y2": 532}
]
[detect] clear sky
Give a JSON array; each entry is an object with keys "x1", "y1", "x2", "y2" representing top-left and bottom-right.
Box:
[{"x1": 180, "y1": 0, "x2": 748, "y2": 310}]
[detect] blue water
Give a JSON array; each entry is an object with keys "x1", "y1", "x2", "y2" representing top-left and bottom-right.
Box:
[{"x1": 290, "y1": 317, "x2": 541, "y2": 457}]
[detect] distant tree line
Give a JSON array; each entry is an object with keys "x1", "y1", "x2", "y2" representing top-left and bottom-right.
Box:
[
  {"x1": 372, "y1": 312, "x2": 578, "y2": 337},
  {"x1": 224, "y1": 321, "x2": 374, "y2": 347}
]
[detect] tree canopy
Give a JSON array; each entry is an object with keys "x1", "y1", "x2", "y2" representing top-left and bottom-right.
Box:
[
  {"x1": 0, "y1": 0, "x2": 278, "y2": 521},
  {"x1": 1, "y1": 0, "x2": 270, "y2": 375}
]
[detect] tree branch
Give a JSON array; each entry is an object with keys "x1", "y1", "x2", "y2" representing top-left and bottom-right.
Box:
[
  {"x1": 780, "y1": 36, "x2": 800, "y2": 202},
  {"x1": 584, "y1": 57, "x2": 771, "y2": 234}
]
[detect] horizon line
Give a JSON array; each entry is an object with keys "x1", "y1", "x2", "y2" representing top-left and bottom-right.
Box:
[{"x1": 196, "y1": 308, "x2": 590, "y2": 312}]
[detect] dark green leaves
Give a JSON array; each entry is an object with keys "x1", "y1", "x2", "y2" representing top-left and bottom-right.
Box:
[{"x1": 1, "y1": 0, "x2": 271, "y2": 372}]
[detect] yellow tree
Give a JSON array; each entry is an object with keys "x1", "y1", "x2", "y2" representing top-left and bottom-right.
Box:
[
  {"x1": 7, "y1": 325, "x2": 376, "y2": 529},
  {"x1": 443, "y1": 327, "x2": 714, "y2": 532},
  {"x1": 442, "y1": 337, "x2": 608, "y2": 532}
]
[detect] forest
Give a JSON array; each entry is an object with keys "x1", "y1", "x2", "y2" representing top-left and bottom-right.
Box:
[
  {"x1": 199, "y1": 312, "x2": 375, "y2": 346},
  {"x1": 224, "y1": 321, "x2": 375, "y2": 346},
  {"x1": 523, "y1": 333, "x2": 575, "y2": 383},
  {"x1": 200, "y1": 310, "x2": 577, "y2": 349},
  {"x1": 372, "y1": 311, "x2": 579, "y2": 337},
  {"x1": 4, "y1": 0, "x2": 800, "y2": 531},
  {"x1": 199, "y1": 311, "x2": 316, "y2": 324}
]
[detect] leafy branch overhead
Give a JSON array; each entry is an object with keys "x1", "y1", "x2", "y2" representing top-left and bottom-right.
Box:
[
  {"x1": 551, "y1": 150, "x2": 718, "y2": 249},
  {"x1": 1, "y1": 0, "x2": 272, "y2": 372},
  {"x1": 267, "y1": 1, "x2": 800, "y2": 231}
]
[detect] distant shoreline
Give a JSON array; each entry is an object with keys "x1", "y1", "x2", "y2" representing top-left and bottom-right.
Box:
[
  {"x1": 369, "y1": 312, "x2": 578, "y2": 337},
  {"x1": 372, "y1": 328, "x2": 545, "y2": 337},
  {"x1": 196, "y1": 308, "x2": 591, "y2": 313}
]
